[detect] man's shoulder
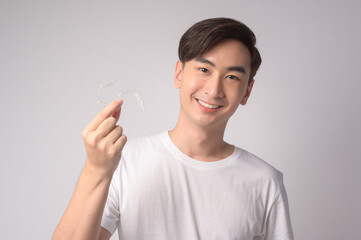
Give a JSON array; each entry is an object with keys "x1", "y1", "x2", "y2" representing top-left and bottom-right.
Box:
[
  {"x1": 236, "y1": 147, "x2": 284, "y2": 185},
  {"x1": 125, "y1": 132, "x2": 165, "y2": 146},
  {"x1": 122, "y1": 131, "x2": 167, "y2": 156}
]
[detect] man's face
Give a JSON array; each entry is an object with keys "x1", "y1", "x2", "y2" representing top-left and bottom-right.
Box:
[{"x1": 174, "y1": 39, "x2": 254, "y2": 130}]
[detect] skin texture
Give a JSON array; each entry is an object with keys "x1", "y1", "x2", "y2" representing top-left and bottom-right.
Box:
[
  {"x1": 53, "y1": 39, "x2": 255, "y2": 240},
  {"x1": 169, "y1": 39, "x2": 254, "y2": 162}
]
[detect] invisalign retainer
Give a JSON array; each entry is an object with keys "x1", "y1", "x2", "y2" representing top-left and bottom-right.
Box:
[{"x1": 97, "y1": 80, "x2": 144, "y2": 111}]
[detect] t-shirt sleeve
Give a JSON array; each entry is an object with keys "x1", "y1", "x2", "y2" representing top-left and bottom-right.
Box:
[
  {"x1": 101, "y1": 165, "x2": 121, "y2": 235},
  {"x1": 264, "y1": 180, "x2": 294, "y2": 240}
]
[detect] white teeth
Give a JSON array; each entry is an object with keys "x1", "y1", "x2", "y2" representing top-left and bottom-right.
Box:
[{"x1": 197, "y1": 99, "x2": 221, "y2": 109}]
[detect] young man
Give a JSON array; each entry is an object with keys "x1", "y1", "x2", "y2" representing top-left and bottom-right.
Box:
[{"x1": 53, "y1": 18, "x2": 294, "y2": 240}]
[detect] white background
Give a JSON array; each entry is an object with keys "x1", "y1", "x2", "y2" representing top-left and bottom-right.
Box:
[{"x1": 1, "y1": 0, "x2": 360, "y2": 239}]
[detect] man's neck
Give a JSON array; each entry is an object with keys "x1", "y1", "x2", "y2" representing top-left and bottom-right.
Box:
[{"x1": 168, "y1": 118, "x2": 234, "y2": 162}]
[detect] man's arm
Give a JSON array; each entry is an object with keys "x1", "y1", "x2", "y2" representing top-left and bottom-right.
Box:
[
  {"x1": 99, "y1": 227, "x2": 112, "y2": 240},
  {"x1": 53, "y1": 100, "x2": 126, "y2": 240},
  {"x1": 264, "y1": 181, "x2": 294, "y2": 240}
]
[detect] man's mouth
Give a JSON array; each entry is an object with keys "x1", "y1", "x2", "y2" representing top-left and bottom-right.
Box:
[{"x1": 196, "y1": 99, "x2": 223, "y2": 109}]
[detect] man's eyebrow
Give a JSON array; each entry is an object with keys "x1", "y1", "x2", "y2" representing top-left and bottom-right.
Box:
[
  {"x1": 195, "y1": 57, "x2": 216, "y2": 67},
  {"x1": 228, "y1": 66, "x2": 246, "y2": 74},
  {"x1": 195, "y1": 57, "x2": 246, "y2": 74}
]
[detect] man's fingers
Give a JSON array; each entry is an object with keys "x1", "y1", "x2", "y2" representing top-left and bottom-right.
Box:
[
  {"x1": 84, "y1": 99, "x2": 123, "y2": 134},
  {"x1": 105, "y1": 125, "x2": 123, "y2": 144},
  {"x1": 112, "y1": 107, "x2": 121, "y2": 121},
  {"x1": 114, "y1": 134, "x2": 127, "y2": 151},
  {"x1": 94, "y1": 116, "x2": 118, "y2": 140}
]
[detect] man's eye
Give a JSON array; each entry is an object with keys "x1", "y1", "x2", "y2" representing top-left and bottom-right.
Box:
[
  {"x1": 227, "y1": 75, "x2": 240, "y2": 81},
  {"x1": 199, "y1": 68, "x2": 208, "y2": 73}
]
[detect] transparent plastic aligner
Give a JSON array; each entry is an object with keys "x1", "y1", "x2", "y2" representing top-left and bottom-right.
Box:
[{"x1": 97, "y1": 80, "x2": 144, "y2": 111}]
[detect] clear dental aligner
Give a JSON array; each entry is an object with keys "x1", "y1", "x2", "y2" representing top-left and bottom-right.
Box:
[{"x1": 97, "y1": 80, "x2": 144, "y2": 111}]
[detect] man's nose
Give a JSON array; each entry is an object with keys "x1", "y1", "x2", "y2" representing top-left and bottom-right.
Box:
[{"x1": 203, "y1": 74, "x2": 225, "y2": 98}]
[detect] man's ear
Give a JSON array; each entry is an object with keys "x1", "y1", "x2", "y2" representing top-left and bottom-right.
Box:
[
  {"x1": 174, "y1": 60, "x2": 183, "y2": 89},
  {"x1": 240, "y1": 79, "x2": 255, "y2": 105}
]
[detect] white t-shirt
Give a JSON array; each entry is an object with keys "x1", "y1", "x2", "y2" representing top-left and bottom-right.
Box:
[{"x1": 101, "y1": 132, "x2": 294, "y2": 240}]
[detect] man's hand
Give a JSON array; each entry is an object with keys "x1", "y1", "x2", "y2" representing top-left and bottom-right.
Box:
[
  {"x1": 53, "y1": 99, "x2": 126, "y2": 240},
  {"x1": 82, "y1": 99, "x2": 127, "y2": 177}
]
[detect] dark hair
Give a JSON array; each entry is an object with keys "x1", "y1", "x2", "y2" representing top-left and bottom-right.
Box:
[{"x1": 178, "y1": 17, "x2": 262, "y2": 83}]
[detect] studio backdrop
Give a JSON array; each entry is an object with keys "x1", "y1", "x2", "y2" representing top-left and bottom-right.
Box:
[{"x1": 0, "y1": 1, "x2": 360, "y2": 239}]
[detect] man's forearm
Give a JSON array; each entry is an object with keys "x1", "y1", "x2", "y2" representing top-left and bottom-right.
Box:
[{"x1": 52, "y1": 162, "x2": 112, "y2": 240}]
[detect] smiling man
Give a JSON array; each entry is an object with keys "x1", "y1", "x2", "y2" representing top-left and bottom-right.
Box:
[{"x1": 53, "y1": 18, "x2": 294, "y2": 240}]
